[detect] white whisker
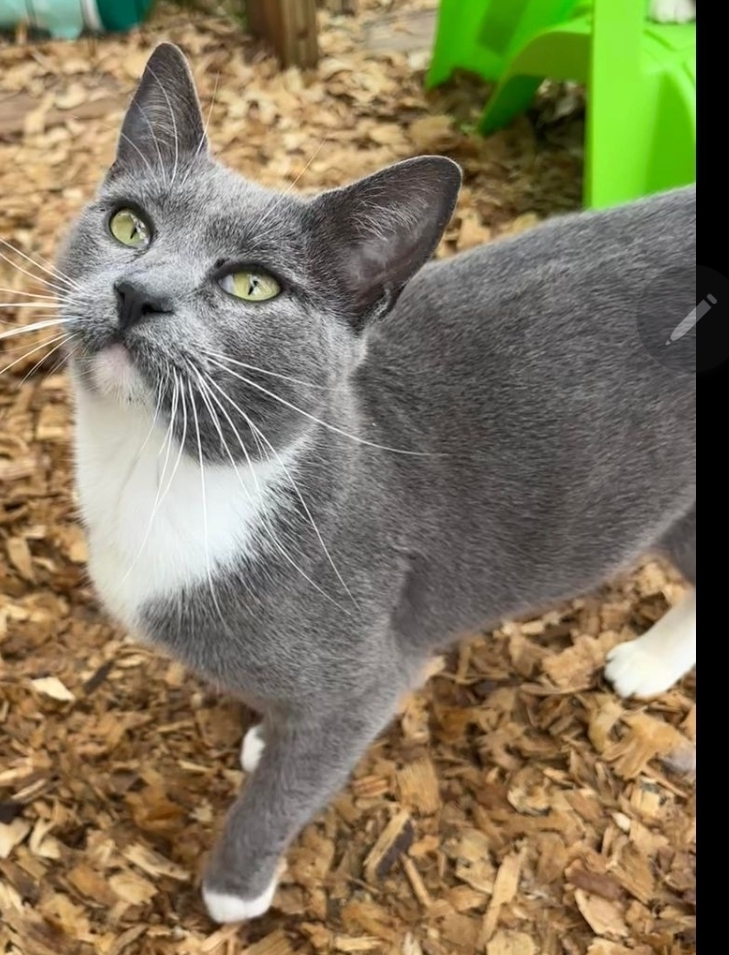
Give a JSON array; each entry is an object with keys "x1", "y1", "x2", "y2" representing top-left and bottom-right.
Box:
[
  {"x1": 146, "y1": 65, "x2": 180, "y2": 188},
  {"x1": 134, "y1": 103, "x2": 169, "y2": 191},
  {"x1": 136, "y1": 372, "x2": 167, "y2": 459},
  {"x1": 192, "y1": 72, "x2": 219, "y2": 167},
  {"x1": 47, "y1": 337, "x2": 76, "y2": 378},
  {"x1": 0, "y1": 318, "x2": 68, "y2": 343},
  {"x1": 73, "y1": 114, "x2": 161, "y2": 191},
  {"x1": 156, "y1": 374, "x2": 178, "y2": 462},
  {"x1": 0, "y1": 237, "x2": 78, "y2": 292},
  {"x1": 119, "y1": 373, "x2": 178, "y2": 589},
  {"x1": 244, "y1": 408, "x2": 357, "y2": 607},
  {"x1": 189, "y1": 373, "x2": 229, "y2": 627},
  {"x1": 189, "y1": 368, "x2": 252, "y2": 504},
  {"x1": 0, "y1": 302, "x2": 61, "y2": 309},
  {"x1": 205, "y1": 355, "x2": 437, "y2": 457},
  {"x1": 178, "y1": 72, "x2": 219, "y2": 189},
  {"x1": 256, "y1": 137, "x2": 327, "y2": 233},
  {"x1": 160, "y1": 373, "x2": 188, "y2": 503},
  {"x1": 199, "y1": 369, "x2": 351, "y2": 613},
  {"x1": 202, "y1": 347, "x2": 332, "y2": 391},
  {"x1": 0, "y1": 333, "x2": 68, "y2": 379},
  {"x1": 0, "y1": 333, "x2": 61, "y2": 353},
  {"x1": 18, "y1": 335, "x2": 71, "y2": 386},
  {"x1": 0, "y1": 252, "x2": 72, "y2": 298},
  {"x1": 118, "y1": 129, "x2": 161, "y2": 185},
  {"x1": 156, "y1": 373, "x2": 180, "y2": 501},
  {"x1": 202, "y1": 368, "x2": 355, "y2": 603},
  {"x1": 0, "y1": 288, "x2": 58, "y2": 300}
]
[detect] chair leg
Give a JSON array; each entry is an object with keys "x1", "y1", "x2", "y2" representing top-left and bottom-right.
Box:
[
  {"x1": 583, "y1": 0, "x2": 644, "y2": 207},
  {"x1": 646, "y1": 72, "x2": 696, "y2": 195},
  {"x1": 478, "y1": 24, "x2": 589, "y2": 134},
  {"x1": 427, "y1": 0, "x2": 500, "y2": 88},
  {"x1": 478, "y1": 74, "x2": 543, "y2": 133}
]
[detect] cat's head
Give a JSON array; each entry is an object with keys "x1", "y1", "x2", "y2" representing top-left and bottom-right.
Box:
[{"x1": 58, "y1": 43, "x2": 461, "y2": 461}]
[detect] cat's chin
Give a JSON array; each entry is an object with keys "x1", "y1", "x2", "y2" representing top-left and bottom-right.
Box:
[{"x1": 87, "y1": 343, "x2": 148, "y2": 405}]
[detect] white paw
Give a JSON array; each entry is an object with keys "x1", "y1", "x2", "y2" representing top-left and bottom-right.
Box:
[
  {"x1": 605, "y1": 640, "x2": 681, "y2": 697},
  {"x1": 605, "y1": 590, "x2": 696, "y2": 698},
  {"x1": 203, "y1": 874, "x2": 278, "y2": 923},
  {"x1": 649, "y1": 0, "x2": 695, "y2": 23},
  {"x1": 240, "y1": 724, "x2": 265, "y2": 773}
]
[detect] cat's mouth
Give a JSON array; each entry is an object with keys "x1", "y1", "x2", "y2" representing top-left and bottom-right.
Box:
[
  {"x1": 67, "y1": 313, "x2": 169, "y2": 407},
  {"x1": 87, "y1": 341, "x2": 146, "y2": 402}
]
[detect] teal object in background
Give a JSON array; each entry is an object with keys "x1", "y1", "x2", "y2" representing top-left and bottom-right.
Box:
[
  {"x1": 96, "y1": 0, "x2": 155, "y2": 33},
  {"x1": 0, "y1": 0, "x2": 153, "y2": 39},
  {"x1": 426, "y1": 0, "x2": 696, "y2": 210}
]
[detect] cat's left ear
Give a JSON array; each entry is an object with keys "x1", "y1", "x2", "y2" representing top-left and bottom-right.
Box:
[
  {"x1": 110, "y1": 43, "x2": 207, "y2": 178},
  {"x1": 306, "y1": 156, "x2": 462, "y2": 327}
]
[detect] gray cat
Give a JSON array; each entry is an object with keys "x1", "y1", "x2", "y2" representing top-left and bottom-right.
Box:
[{"x1": 55, "y1": 44, "x2": 696, "y2": 922}]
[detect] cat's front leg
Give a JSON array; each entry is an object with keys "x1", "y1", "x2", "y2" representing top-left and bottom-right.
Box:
[{"x1": 202, "y1": 688, "x2": 401, "y2": 923}]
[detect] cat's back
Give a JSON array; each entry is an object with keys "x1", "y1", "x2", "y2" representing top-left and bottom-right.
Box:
[
  {"x1": 363, "y1": 186, "x2": 696, "y2": 450},
  {"x1": 356, "y1": 187, "x2": 694, "y2": 646}
]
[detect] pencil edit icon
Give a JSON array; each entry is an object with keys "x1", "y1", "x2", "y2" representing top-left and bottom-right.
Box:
[
  {"x1": 637, "y1": 265, "x2": 728, "y2": 374},
  {"x1": 666, "y1": 293, "x2": 717, "y2": 345}
]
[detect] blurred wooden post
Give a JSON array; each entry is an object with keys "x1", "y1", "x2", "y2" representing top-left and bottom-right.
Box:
[{"x1": 246, "y1": 0, "x2": 319, "y2": 69}]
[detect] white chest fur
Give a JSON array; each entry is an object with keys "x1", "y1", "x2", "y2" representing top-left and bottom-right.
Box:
[{"x1": 73, "y1": 386, "x2": 288, "y2": 632}]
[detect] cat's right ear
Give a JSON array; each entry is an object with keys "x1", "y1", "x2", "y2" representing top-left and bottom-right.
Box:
[{"x1": 109, "y1": 43, "x2": 207, "y2": 179}]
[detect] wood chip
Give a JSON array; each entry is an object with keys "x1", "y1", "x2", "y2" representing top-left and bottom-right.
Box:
[
  {"x1": 364, "y1": 809, "x2": 413, "y2": 882},
  {"x1": 487, "y1": 931, "x2": 538, "y2": 955},
  {"x1": 402, "y1": 855, "x2": 432, "y2": 909},
  {"x1": 614, "y1": 841, "x2": 655, "y2": 904},
  {"x1": 604, "y1": 712, "x2": 691, "y2": 778},
  {"x1": 108, "y1": 871, "x2": 158, "y2": 905},
  {"x1": 0, "y1": 819, "x2": 31, "y2": 859},
  {"x1": 565, "y1": 860, "x2": 623, "y2": 902},
  {"x1": 574, "y1": 890, "x2": 629, "y2": 938},
  {"x1": 396, "y1": 756, "x2": 441, "y2": 815},
  {"x1": 30, "y1": 676, "x2": 75, "y2": 702},
  {"x1": 587, "y1": 697, "x2": 623, "y2": 753},
  {"x1": 244, "y1": 929, "x2": 296, "y2": 955},
  {"x1": 6, "y1": 536, "x2": 35, "y2": 581},
  {"x1": 66, "y1": 863, "x2": 118, "y2": 907},
  {"x1": 587, "y1": 943, "x2": 653, "y2": 955},
  {"x1": 479, "y1": 848, "x2": 525, "y2": 945},
  {"x1": 333, "y1": 937, "x2": 384, "y2": 953},
  {"x1": 122, "y1": 843, "x2": 190, "y2": 881},
  {"x1": 107, "y1": 925, "x2": 148, "y2": 955}
]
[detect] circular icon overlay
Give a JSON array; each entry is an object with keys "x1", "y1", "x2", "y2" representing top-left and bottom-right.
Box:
[{"x1": 637, "y1": 264, "x2": 729, "y2": 375}]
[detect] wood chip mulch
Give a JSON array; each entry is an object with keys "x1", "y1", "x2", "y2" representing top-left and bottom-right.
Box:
[{"x1": 1, "y1": 3, "x2": 695, "y2": 953}]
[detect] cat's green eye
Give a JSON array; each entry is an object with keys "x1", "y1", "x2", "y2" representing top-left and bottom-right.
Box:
[
  {"x1": 220, "y1": 270, "x2": 280, "y2": 302},
  {"x1": 109, "y1": 208, "x2": 151, "y2": 248}
]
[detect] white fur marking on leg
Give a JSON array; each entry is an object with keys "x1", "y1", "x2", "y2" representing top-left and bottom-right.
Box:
[
  {"x1": 649, "y1": 0, "x2": 696, "y2": 23},
  {"x1": 203, "y1": 874, "x2": 278, "y2": 923},
  {"x1": 605, "y1": 590, "x2": 696, "y2": 698},
  {"x1": 240, "y1": 724, "x2": 266, "y2": 773}
]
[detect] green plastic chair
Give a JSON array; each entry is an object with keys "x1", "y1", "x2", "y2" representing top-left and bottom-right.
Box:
[
  {"x1": 426, "y1": 0, "x2": 582, "y2": 87},
  {"x1": 426, "y1": 0, "x2": 696, "y2": 210}
]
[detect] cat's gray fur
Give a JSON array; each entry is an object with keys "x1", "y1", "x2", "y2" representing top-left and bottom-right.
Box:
[{"x1": 58, "y1": 45, "x2": 696, "y2": 916}]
